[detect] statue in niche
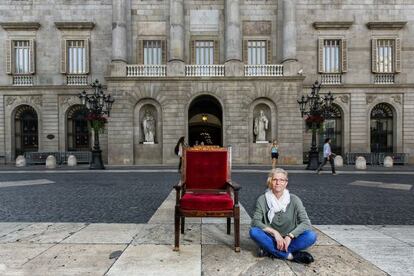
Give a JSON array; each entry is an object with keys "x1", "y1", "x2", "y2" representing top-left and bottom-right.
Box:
[
  {"x1": 254, "y1": 109, "x2": 269, "y2": 142},
  {"x1": 142, "y1": 109, "x2": 156, "y2": 143}
]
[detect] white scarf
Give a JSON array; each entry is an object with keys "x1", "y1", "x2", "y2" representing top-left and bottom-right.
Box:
[{"x1": 265, "y1": 189, "x2": 291, "y2": 223}]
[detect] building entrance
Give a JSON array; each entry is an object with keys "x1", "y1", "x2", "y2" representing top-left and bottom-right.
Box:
[{"x1": 188, "y1": 95, "x2": 222, "y2": 146}]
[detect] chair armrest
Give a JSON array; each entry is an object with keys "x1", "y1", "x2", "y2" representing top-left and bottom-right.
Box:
[
  {"x1": 174, "y1": 181, "x2": 185, "y2": 204},
  {"x1": 226, "y1": 181, "x2": 241, "y2": 191},
  {"x1": 226, "y1": 181, "x2": 240, "y2": 205}
]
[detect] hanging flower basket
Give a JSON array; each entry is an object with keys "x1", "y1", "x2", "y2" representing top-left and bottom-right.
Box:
[
  {"x1": 85, "y1": 113, "x2": 108, "y2": 133},
  {"x1": 305, "y1": 115, "x2": 324, "y2": 131}
]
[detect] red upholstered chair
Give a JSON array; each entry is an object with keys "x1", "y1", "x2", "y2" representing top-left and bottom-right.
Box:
[{"x1": 173, "y1": 147, "x2": 241, "y2": 252}]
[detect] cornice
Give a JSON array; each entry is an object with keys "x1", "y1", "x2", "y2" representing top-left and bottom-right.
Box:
[
  {"x1": 54, "y1": 22, "x2": 95, "y2": 30},
  {"x1": 366, "y1": 22, "x2": 407, "y2": 30},
  {"x1": 313, "y1": 21, "x2": 354, "y2": 30},
  {"x1": 0, "y1": 22, "x2": 41, "y2": 30}
]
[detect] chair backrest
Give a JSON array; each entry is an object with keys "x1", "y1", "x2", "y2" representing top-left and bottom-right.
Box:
[{"x1": 184, "y1": 148, "x2": 229, "y2": 190}]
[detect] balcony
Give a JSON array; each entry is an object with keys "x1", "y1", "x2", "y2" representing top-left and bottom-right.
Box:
[
  {"x1": 244, "y1": 65, "x2": 283, "y2": 76},
  {"x1": 320, "y1": 74, "x2": 342, "y2": 85},
  {"x1": 185, "y1": 65, "x2": 225, "y2": 77},
  {"x1": 66, "y1": 75, "x2": 89, "y2": 85},
  {"x1": 374, "y1": 73, "x2": 395, "y2": 84},
  {"x1": 126, "y1": 65, "x2": 166, "y2": 77},
  {"x1": 13, "y1": 75, "x2": 34, "y2": 86}
]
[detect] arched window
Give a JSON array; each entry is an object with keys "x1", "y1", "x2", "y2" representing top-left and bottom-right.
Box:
[
  {"x1": 319, "y1": 104, "x2": 342, "y2": 154},
  {"x1": 67, "y1": 105, "x2": 90, "y2": 151},
  {"x1": 15, "y1": 105, "x2": 38, "y2": 155},
  {"x1": 370, "y1": 103, "x2": 393, "y2": 153}
]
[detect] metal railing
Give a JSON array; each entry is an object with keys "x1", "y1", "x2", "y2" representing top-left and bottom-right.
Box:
[
  {"x1": 24, "y1": 151, "x2": 91, "y2": 165},
  {"x1": 320, "y1": 74, "x2": 342, "y2": 85},
  {"x1": 127, "y1": 65, "x2": 167, "y2": 77},
  {"x1": 185, "y1": 65, "x2": 225, "y2": 77},
  {"x1": 13, "y1": 75, "x2": 34, "y2": 86},
  {"x1": 374, "y1": 73, "x2": 395, "y2": 84},
  {"x1": 345, "y1": 152, "x2": 408, "y2": 165},
  {"x1": 67, "y1": 75, "x2": 89, "y2": 85},
  {"x1": 244, "y1": 65, "x2": 283, "y2": 76}
]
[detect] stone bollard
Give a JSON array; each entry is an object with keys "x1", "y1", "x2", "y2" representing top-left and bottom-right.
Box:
[
  {"x1": 45, "y1": 155, "x2": 57, "y2": 169},
  {"x1": 16, "y1": 155, "x2": 26, "y2": 167},
  {"x1": 383, "y1": 156, "x2": 393, "y2": 168},
  {"x1": 355, "y1": 156, "x2": 367, "y2": 170},
  {"x1": 67, "y1": 155, "x2": 77, "y2": 166},
  {"x1": 334, "y1": 155, "x2": 343, "y2": 167}
]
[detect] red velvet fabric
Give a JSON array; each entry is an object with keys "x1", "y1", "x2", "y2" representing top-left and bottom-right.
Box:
[
  {"x1": 185, "y1": 150, "x2": 228, "y2": 190},
  {"x1": 180, "y1": 193, "x2": 234, "y2": 211}
]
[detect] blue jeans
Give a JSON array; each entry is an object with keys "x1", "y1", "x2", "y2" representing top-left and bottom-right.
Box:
[{"x1": 249, "y1": 227, "x2": 317, "y2": 259}]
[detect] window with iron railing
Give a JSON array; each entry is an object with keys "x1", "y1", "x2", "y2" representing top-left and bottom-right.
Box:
[
  {"x1": 14, "y1": 40, "x2": 31, "y2": 74},
  {"x1": 247, "y1": 40, "x2": 267, "y2": 65},
  {"x1": 374, "y1": 39, "x2": 394, "y2": 73},
  {"x1": 195, "y1": 41, "x2": 214, "y2": 65},
  {"x1": 67, "y1": 40, "x2": 87, "y2": 74},
  {"x1": 144, "y1": 40, "x2": 162, "y2": 65},
  {"x1": 318, "y1": 38, "x2": 347, "y2": 84}
]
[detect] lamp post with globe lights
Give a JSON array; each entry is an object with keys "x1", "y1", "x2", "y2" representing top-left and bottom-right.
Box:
[
  {"x1": 79, "y1": 79, "x2": 114, "y2": 170},
  {"x1": 298, "y1": 81, "x2": 334, "y2": 170}
]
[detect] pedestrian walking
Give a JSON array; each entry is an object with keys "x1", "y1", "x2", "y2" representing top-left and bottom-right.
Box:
[
  {"x1": 249, "y1": 168, "x2": 317, "y2": 264},
  {"x1": 316, "y1": 138, "x2": 336, "y2": 175},
  {"x1": 270, "y1": 140, "x2": 279, "y2": 169}
]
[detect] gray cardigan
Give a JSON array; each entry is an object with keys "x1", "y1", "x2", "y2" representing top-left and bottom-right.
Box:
[{"x1": 251, "y1": 193, "x2": 312, "y2": 237}]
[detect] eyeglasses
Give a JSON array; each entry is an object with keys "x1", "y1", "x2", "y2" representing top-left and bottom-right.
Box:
[{"x1": 272, "y1": 178, "x2": 288, "y2": 183}]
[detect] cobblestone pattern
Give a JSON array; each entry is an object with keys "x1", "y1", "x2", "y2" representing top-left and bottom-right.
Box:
[{"x1": 0, "y1": 172, "x2": 413, "y2": 225}]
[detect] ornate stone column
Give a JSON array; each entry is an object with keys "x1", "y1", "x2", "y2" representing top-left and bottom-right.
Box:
[
  {"x1": 111, "y1": 0, "x2": 128, "y2": 76},
  {"x1": 282, "y1": 0, "x2": 296, "y2": 61},
  {"x1": 224, "y1": 0, "x2": 243, "y2": 76},
  {"x1": 168, "y1": 0, "x2": 185, "y2": 76}
]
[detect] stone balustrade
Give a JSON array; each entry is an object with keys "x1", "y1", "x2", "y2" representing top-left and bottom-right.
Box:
[
  {"x1": 185, "y1": 65, "x2": 225, "y2": 77},
  {"x1": 127, "y1": 65, "x2": 167, "y2": 77},
  {"x1": 66, "y1": 75, "x2": 89, "y2": 85},
  {"x1": 244, "y1": 65, "x2": 284, "y2": 76},
  {"x1": 374, "y1": 73, "x2": 395, "y2": 84},
  {"x1": 321, "y1": 73, "x2": 342, "y2": 85},
  {"x1": 13, "y1": 75, "x2": 34, "y2": 86}
]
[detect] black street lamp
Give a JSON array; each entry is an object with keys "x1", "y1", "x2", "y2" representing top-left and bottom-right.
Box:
[
  {"x1": 79, "y1": 79, "x2": 114, "y2": 170},
  {"x1": 298, "y1": 81, "x2": 334, "y2": 170}
]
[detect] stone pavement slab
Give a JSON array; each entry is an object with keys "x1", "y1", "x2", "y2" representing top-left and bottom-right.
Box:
[
  {"x1": 106, "y1": 244, "x2": 201, "y2": 276},
  {"x1": 20, "y1": 244, "x2": 126, "y2": 276},
  {"x1": 316, "y1": 225, "x2": 414, "y2": 276},
  {"x1": 131, "y1": 223, "x2": 201, "y2": 245},
  {"x1": 0, "y1": 223, "x2": 86, "y2": 243},
  {"x1": 62, "y1": 223, "x2": 140, "y2": 244}
]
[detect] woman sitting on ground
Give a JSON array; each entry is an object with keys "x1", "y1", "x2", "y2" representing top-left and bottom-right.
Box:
[{"x1": 249, "y1": 168, "x2": 317, "y2": 264}]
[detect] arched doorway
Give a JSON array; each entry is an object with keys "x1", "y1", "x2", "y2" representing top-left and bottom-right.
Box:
[
  {"x1": 319, "y1": 104, "x2": 343, "y2": 155},
  {"x1": 370, "y1": 103, "x2": 393, "y2": 153},
  {"x1": 14, "y1": 105, "x2": 38, "y2": 156},
  {"x1": 188, "y1": 95, "x2": 222, "y2": 146},
  {"x1": 67, "y1": 105, "x2": 90, "y2": 151}
]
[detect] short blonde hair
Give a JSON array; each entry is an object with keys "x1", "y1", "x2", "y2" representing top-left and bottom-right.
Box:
[{"x1": 266, "y1": 168, "x2": 288, "y2": 188}]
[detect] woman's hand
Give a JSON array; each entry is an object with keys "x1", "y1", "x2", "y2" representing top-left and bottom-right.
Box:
[
  {"x1": 283, "y1": 236, "x2": 292, "y2": 252},
  {"x1": 272, "y1": 231, "x2": 285, "y2": 250}
]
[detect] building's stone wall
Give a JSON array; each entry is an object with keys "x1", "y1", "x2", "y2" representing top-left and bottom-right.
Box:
[
  {"x1": 107, "y1": 77, "x2": 303, "y2": 165},
  {"x1": 0, "y1": 0, "x2": 413, "y2": 164}
]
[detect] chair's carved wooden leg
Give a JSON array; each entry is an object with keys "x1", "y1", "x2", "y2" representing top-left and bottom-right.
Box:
[
  {"x1": 234, "y1": 206, "x2": 241, "y2": 252},
  {"x1": 227, "y1": 217, "x2": 231, "y2": 235},
  {"x1": 174, "y1": 207, "x2": 180, "y2": 251},
  {"x1": 181, "y1": 217, "x2": 185, "y2": 234}
]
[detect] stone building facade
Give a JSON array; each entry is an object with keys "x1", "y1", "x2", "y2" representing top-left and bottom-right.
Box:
[{"x1": 0, "y1": 0, "x2": 413, "y2": 165}]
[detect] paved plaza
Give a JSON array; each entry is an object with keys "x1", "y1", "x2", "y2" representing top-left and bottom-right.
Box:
[{"x1": 0, "y1": 166, "x2": 413, "y2": 275}]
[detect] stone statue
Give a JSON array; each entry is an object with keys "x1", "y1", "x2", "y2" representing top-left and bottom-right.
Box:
[
  {"x1": 142, "y1": 110, "x2": 156, "y2": 143},
  {"x1": 254, "y1": 109, "x2": 269, "y2": 142}
]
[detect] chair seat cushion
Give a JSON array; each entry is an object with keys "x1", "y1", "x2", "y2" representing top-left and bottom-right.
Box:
[{"x1": 180, "y1": 193, "x2": 234, "y2": 211}]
